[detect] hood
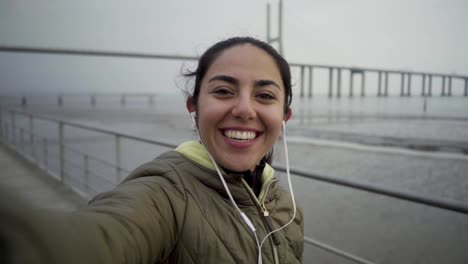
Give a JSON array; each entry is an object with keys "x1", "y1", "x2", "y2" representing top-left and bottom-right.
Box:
[{"x1": 176, "y1": 141, "x2": 278, "y2": 203}]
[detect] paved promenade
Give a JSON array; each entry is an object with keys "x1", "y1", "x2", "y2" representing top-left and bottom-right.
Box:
[{"x1": 0, "y1": 143, "x2": 85, "y2": 210}]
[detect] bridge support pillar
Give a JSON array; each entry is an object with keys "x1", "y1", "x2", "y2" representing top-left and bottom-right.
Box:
[
  {"x1": 377, "y1": 71, "x2": 382, "y2": 96},
  {"x1": 90, "y1": 94, "x2": 96, "y2": 107},
  {"x1": 465, "y1": 78, "x2": 468, "y2": 96},
  {"x1": 448, "y1": 77, "x2": 452, "y2": 96},
  {"x1": 337, "y1": 69, "x2": 342, "y2": 98},
  {"x1": 421, "y1": 75, "x2": 426, "y2": 96},
  {"x1": 58, "y1": 95, "x2": 63, "y2": 107},
  {"x1": 400, "y1": 73, "x2": 405, "y2": 97},
  {"x1": 121, "y1": 94, "x2": 126, "y2": 107},
  {"x1": 384, "y1": 72, "x2": 389, "y2": 96},
  {"x1": 441, "y1": 76, "x2": 446, "y2": 96},
  {"x1": 407, "y1": 73, "x2": 412, "y2": 96},
  {"x1": 300, "y1": 66, "x2": 305, "y2": 98},
  {"x1": 360, "y1": 72, "x2": 366, "y2": 97},
  {"x1": 428, "y1": 75, "x2": 433, "y2": 96},
  {"x1": 308, "y1": 67, "x2": 313, "y2": 98}
]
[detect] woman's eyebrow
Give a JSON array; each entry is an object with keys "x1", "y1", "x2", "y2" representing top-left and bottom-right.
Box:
[
  {"x1": 208, "y1": 75, "x2": 238, "y2": 85},
  {"x1": 255, "y1": 79, "x2": 280, "y2": 90},
  {"x1": 208, "y1": 75, "x2": 280, "y2": 90}
]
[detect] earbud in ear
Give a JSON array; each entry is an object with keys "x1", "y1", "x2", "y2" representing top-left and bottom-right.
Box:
[{"x1": 190, "y1": 112, "x2": 197, "y2": 130}]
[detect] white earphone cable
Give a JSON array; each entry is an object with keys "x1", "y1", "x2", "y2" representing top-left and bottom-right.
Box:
[
  {"x1": 258, "y1": 121, "x2": 297, "y2": 253},
  {"x1": 190, "y1": 114, "x2": 296, "y2": 264}
]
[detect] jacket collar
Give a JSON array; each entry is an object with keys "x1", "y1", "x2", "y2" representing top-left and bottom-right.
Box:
[{"x1": 175, "y1": 141, "x2": 277, "y2": 203}]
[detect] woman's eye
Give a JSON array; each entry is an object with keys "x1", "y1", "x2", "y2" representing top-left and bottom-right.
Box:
[
  {"x1": 211, "y1": 87, "x2": 233, "y2": 96},
  {"x1": 257, "y1": 93, "x2": 276, "y2": 100}
]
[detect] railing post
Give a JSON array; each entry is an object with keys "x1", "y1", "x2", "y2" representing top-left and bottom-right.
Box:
[
  {"x1": 0, "y1": 107, "x2": 3, "y2": 139},
  {"x1": 115, "y1": 135, "x2": 122, "y2": 183},
  {"x1": 328, "y1": 68, "x2": 333, "y2": 98},
  {"x1": 43, "y1": 138, "x2": 48, "y2": 170},
  {"x1": 349, "y1": 71, "x2": 354, "y2": 97},
  {"x1": 4, "y1": 123, "x2": 9, "y2": 143},
  {"x1": 20, "y1": 128, "x2": 24, "y2": 152},
  {"x1": 149, "y1": 95, "x2": 154, "y2": 105},
  {"x1": 10, "y1": 111, "x2": 16, "y2": 145},
  {"x1": 308, "y1": 66, "x2": 313, "y2": 98},
  {"x1": 29, "y1": 114, "x2": 35, "y2": 159},
  {"x1": 59, "y1": 121, "x2": 65, "y2": 182},
  {"x1": 84, "y1": 154, "x2": 90, "y2": 194},
  {"x1": 300, "y1": 66, "x2": 305, "y2": 98}
]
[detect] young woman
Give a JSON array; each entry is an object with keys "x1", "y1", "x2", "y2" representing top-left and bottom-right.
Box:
[{"x1": 1, "y1": 37, "x2": 304, "y2": 264}]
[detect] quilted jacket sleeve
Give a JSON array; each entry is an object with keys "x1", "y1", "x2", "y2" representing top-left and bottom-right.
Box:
[
  {"x1": 1, "y1": 177, "x2": 185, "y2": 264},
  {"x1": 71, "y1": 177, "x2": 184, "y2": 263}
]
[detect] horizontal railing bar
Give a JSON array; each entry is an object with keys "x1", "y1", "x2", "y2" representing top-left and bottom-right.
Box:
[
  {"x1": 0, "y1": 93, "x2": 159, "y2": 98},
  {"x1": 274, "y1": 165, "x2": 468, "y2": 215},
  {"x1": 10, "y1": 109, "x2": 178, "y2": 149},
  {"x1": 303, "y1": 236, "x2": 375, "y2": 264},
  {"x1": 1, "y1": 45, "x2": 466, "y2": 80},
  {"x1": 62, "y1": 144, "x2": 123, "y2": 170}
]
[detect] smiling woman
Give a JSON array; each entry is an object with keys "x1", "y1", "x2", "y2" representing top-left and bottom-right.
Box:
[
  {"x1": 1, "y1": 37, "x2": 304, "y2": 264},
  {"x1": 186, "y1": 43, "x2": 291, "y2": 172}
]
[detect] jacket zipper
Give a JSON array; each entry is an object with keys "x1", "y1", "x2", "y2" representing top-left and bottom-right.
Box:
[{"x1": 241, "y1": 178, "x2": 280, "y2": 264}]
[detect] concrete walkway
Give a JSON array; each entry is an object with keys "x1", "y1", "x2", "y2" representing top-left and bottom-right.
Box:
[{"x1": 0, "y1": 142, "x2": 85, "y2": 210}]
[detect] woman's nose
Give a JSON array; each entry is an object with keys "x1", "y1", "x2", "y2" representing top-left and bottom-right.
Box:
[{"x1": 231, "y1": 95, "x2": 256, "y2": 120}]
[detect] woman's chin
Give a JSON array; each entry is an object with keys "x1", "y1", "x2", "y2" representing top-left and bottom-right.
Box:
[{"x1": 221, "y1": 162, "x2": 255, "y2": 173}]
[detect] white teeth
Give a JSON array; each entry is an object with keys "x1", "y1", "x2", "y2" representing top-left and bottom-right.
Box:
[{"x1": 224, "y1": 130, "x2": 257, "y2": 141}]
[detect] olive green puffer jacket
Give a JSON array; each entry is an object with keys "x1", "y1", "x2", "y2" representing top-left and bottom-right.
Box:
[{"x1": 4, "y1": 141, "x2": 304, "y2": 263}]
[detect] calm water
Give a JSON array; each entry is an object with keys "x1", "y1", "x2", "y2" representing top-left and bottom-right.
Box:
[{"x1": 3, "y1": 93, "x2": 468, "y2": 117}]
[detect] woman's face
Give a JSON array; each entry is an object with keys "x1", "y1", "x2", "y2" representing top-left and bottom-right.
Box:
[{"x1": 187, "y1": 44, "x2": 291, "y2": 172}]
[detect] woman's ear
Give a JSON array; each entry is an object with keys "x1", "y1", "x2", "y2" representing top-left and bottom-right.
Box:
[
  {"x1": 186, "y1": 97, "x2": 196, "y2": 113},
  {"x1": 284, "y1": 107, "x2": 292, "y2": 123}
]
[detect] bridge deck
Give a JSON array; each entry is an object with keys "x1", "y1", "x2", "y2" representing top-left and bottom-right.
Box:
[{"x1": 0, "y1": 143, "x2": 85, "y2": 210}]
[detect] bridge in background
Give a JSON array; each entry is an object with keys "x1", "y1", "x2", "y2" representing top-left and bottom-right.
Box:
[{"x1": 1, "y1": 45, "x2": 468, "y2": 99}]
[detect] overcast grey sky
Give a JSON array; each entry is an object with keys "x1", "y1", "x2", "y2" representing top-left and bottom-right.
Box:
[{"x1": 1, "y1": 0, "x2": 467, "y2": 94}]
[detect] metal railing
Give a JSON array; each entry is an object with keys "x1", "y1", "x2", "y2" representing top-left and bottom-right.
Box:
[
  {"x1": 0, "y1": 106, "x2": 376, "y2": 263},
  {"x1": 2, "y1": 106, "x2": 468, "y2": 263}
]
